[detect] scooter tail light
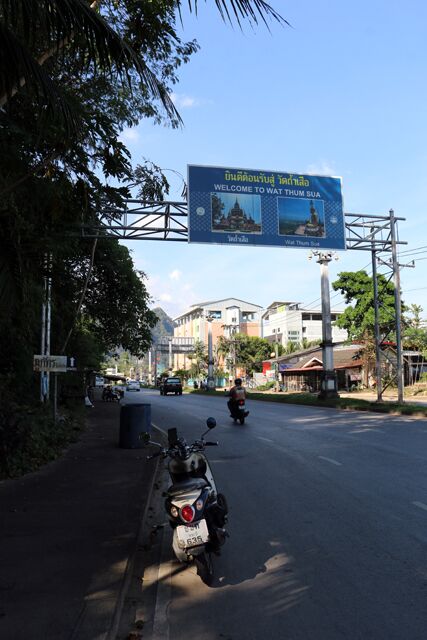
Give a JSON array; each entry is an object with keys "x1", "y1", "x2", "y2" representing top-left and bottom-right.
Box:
[
  {"x1": 180, "y1": 504, "x2": 195, "y2": 523},
  {"x1": 238, "y1": 399, "x2": 245, "y2": 406}
]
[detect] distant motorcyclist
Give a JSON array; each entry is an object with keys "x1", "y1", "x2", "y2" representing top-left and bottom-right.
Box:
[{"x1": 227, "y1": 378, "x2": 249, "y2": 417}]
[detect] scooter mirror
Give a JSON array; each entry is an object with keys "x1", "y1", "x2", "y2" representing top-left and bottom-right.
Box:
[
  {"x1": 206, "y1": 417, "x2": 216, "y2": 429},
  {"x1": 168, "y1": 427, "x2": 178, "y2": 445}
]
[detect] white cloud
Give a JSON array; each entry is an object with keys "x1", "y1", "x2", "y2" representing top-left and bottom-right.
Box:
[
  {"x1": 169, "y1": 269, "x2": 182, "y2": 281},
  {"x1": 170, "y1": 93, "x2": 201, "y2": 109},
  {"x1": 306, "y1": 161, "x2": 338, "y2": 176},
  {"x1": 120, "y1": 128, "x2": 140, "y2": 142},
  {"x1": 159, "y1": 293, "x2": 172, "y2": 302}
]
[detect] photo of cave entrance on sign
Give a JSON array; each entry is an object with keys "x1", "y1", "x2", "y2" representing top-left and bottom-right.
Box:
[
  {"x1": 211, "y1": 192, "x2": 262, "y2": 234},
  {"x1": 278, "y1": 196, "x2": 326, "y2": 238}
]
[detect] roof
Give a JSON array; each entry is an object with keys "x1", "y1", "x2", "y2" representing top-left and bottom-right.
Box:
[
  {"x1": 174, "y1": 297, "x2": 263, "y2": 321},
  {"x1": 267, "y1": 343, "x2": 364, "y2": 372}
]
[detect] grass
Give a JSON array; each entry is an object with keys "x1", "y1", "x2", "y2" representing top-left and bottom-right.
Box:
[{"x1": 189, "y1": 388, "x2": 427, "y2": 417}]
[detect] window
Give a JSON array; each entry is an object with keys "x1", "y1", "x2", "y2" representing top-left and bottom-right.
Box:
[{"x1": 208, "y1": 310, "x2": 222, "y2": 319}]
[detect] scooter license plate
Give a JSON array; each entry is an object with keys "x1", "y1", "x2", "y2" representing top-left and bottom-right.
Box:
[{"x1": 177, "y1": 519, "x2": 209, "y2": 548}]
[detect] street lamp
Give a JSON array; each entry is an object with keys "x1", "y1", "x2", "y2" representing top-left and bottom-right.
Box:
[{"x1": 309, "y1": 250, "x2": 339, "y2": 399}]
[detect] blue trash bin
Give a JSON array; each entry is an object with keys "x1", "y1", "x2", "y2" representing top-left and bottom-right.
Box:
[{"x1": 119, "y1": 403, "x2": 151, "y2": 449}]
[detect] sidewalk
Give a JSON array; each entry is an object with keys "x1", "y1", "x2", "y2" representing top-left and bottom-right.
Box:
[{"x1": 0, "y1": 395, "x2": 157, "y2": 640}]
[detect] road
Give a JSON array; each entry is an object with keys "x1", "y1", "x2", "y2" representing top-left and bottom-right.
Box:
[{"x1": 121, "y1": 388, "x2": 427, "y2": 640}]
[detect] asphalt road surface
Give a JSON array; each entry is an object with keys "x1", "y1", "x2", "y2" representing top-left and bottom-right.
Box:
[{"x1": 124, "y1": 388, "x2": 427, "y2": 640}]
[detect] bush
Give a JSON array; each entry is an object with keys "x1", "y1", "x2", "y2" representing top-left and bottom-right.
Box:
[
  {"x1": 254, "y1": 381, "x2": 276, "y2": 391},
  {"x1": 0, "y1": 397, "x2": 83, "y2": 479}
]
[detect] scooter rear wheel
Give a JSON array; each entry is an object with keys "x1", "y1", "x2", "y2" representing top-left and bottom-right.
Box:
[
  {"x1": 195, "y1": 551, "x2": 214, "y2": 586},
  {"x1": 239, "y1": 416, "x2": 245, "y2": 425}
]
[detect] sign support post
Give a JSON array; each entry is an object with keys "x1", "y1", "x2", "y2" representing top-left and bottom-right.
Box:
[{"x1": 311, "y1": 251, "x2": 339, "y2": 399}]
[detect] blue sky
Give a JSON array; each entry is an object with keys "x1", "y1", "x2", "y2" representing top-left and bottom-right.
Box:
[{"x1": 119, "y1": 1, "x2": 427, "y2": 321}]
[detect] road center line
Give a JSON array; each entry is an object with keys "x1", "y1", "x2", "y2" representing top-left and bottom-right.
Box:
[
  {"x1": 413, "y1": 501, "x2": 427, "y2": 512},
  {"x1": 318, "y1": 455, "x2": 342, "y2": 466},
  {"x1": 256, "y1": 436, "x2": 274, "y2": 444}
]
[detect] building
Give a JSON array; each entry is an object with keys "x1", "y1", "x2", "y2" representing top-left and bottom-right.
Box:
[
  {"x1": 173, "y1": 298, "x2": 262, "y2": 371},
  {"x1": 262, "y1": 301, "x2": 347, "y2": 348},
  {"x1": 263, "y1": 343, "x2": 363, "y2": 392}
]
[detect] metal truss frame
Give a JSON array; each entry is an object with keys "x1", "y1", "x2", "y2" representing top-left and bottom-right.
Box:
[
  {"x1": 82, "y1": 201, "x2": 188, "y2": 241},
  {"x1": 85, "y1": 202, "x2": 410, "y2": 402}
]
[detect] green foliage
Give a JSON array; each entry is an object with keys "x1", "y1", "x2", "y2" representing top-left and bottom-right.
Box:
[
  {"x1": 403, "y1": 304, "x2": 427, "y2": 354},
  {"x1": 0, "y1": 396, "x2": 83, "y2": 479},
  {"x1": 216, "y1": 334, "x2": 273, "y2": 373},
  {"x1": 174, "y1": 368, "x2": 189, "y2": 380},
  {"x1": 255, "y1": 380, "x2": 276, "y2": 391},
  {"x1": 0, "y1": 0, "x2": 287, "y2": 474},
  {"x1": 332, "y1": 270, "x2": 399, "y2": 341},
  {"x1": 187, "y1": 339, "x2": 207, "y2": 379}
]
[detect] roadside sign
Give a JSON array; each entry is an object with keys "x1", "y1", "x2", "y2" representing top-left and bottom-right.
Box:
[
  {"x1": 33, "y1": 355, "x2": 77, "y2": 372},
  {"x1": 33, "y1": 355, "x2": 67, "y2": 372},
  {"x1": 188, "y1": 164, "x2": 345, "y2": 251},
  {"x1": 67, "y1": 357, "x2": 77, "y2": 371}
]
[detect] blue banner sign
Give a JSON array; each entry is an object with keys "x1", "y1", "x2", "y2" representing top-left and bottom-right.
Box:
[{"x1": 188, "y1": 165, "x2": 346, "y2": 250}]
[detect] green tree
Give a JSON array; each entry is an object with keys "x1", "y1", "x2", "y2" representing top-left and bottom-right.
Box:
[
  {"x1": 187, "y1": 339, "x2": 207, "y2": 379},
  {"x1": 332, "y1": 270, "x2": 403, "y2": 385},
  {"x1": 0, "y1": 0, "x2": 287, "y2": 475},
  {"x1": 332, "y1": 271, "x2": 398, "y2": 341},
  {"x1": 217, "y1": 334, "x2": 273, "y2": 374},
  {"x1": 403, "y1": 304, "x2": 427, "y2": 354}
]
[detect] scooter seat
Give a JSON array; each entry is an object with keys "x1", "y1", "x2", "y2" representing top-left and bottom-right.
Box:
[{"x1": 166, "y1": 477, "x2": 210, "y2": 497}]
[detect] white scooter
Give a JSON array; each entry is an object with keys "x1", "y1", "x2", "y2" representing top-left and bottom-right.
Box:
[{"x1": 146, "y1": 418, "x2": 228, "y2": 582}]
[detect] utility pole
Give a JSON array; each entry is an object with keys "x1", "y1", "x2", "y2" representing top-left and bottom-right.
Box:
[
  {"x1": 371, "y1": 243, "x2": 383, "y2": 401},
  {"x1": 390, "y1": 209, "x2": 404, "y2": 404},
  {"x1": 310, "y1": 251, "x2": 339, "y2": 399},
  {"x1": 168, "y1": 337, "x2": 173, "y2": 373},
  {"x1": 206, "y1": 316, "x2": 215, "y2": 390},
  {"x1": 40, "y1": 254, "x2": 52, "y2": 402},
  {"x1": 148, "y1": 349, "x2": 152, "y2": 385}
]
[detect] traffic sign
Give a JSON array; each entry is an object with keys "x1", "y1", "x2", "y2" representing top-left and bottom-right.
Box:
[
  {"x1": 33, "y1": 355, "x2": 77, "y2": 372},
  {"x1": 33, "y1": 355, "x2": 67, "y2": 372}
]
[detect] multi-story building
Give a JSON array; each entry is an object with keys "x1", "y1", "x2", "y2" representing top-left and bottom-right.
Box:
[
  {"x1": 173, "y1": 298, "x2": 262, "y2": 370},
  {"x1": 262, "y1": 301, "x2": 347, "y2": 347}
]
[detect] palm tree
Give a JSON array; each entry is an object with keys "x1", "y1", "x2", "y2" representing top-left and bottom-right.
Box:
[
  {"x1": 0, "y1": 1, "x2": 286, "y2": 127},
  {"x1": 0, "y1": 0, "x2": 178, "y2": 125}
]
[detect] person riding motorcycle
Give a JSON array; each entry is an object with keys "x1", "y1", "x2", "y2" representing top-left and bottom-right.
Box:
[{"x1": 227, "y1": 378, "x2": 249, "y2": 417}]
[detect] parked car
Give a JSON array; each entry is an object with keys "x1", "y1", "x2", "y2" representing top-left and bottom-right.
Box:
[
  {"x1": 126, "y1": 381, "x2": 140, "y2": 392},
  {"x1": 159, "y1": 377, "x2": 183, "y2": 396}
]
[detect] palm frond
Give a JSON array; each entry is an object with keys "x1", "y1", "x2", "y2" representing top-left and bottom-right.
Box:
[
  {"x1": 182, "y1": 0, "x2": 289, "y2": 28},
  {"x1": 0, "y1": 0, "x2": 180, "y2": 123},
  {"x1": 0, "y1": 23, "x2": 77, "y2": 128}
]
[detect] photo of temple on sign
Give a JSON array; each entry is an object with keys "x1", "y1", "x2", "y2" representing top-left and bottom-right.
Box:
[
  {"x1": 211, "y1": 193, "x2": 262, "y2": 233},
  {"x1": 278, "y1": 197, "x2": 326, "y2": 237}
]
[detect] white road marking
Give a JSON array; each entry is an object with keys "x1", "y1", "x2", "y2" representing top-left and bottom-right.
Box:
[
  {"x1": 151, "y1": 501, "x2": 172, "y2": 640},
  {"x1": 413, "y1": 501, "x2": 427, "y2": 512},
  {"x1": 318, "y1": 456, "x2": 342, "y2": 466},
  {"x1": 256, "y1": 436, "x2": 275, "y2": 444},
  {"x1": 152, "y1": 421, "x2": 167, "y2": 436},
  {"x1": 348, "y1": 428, "x2": 383, "y2": 434}
]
